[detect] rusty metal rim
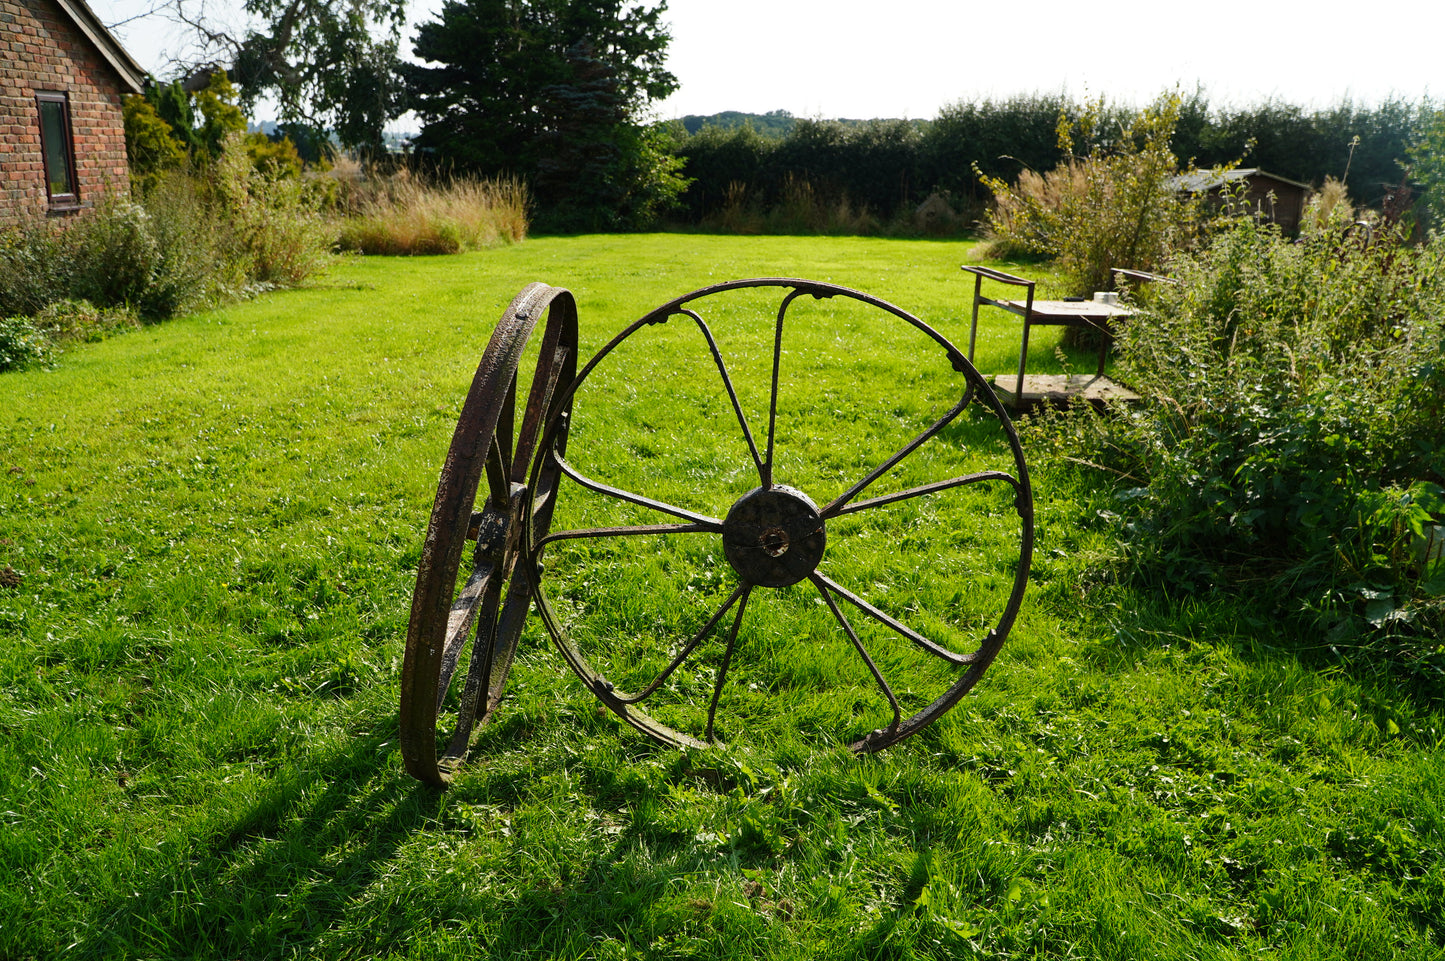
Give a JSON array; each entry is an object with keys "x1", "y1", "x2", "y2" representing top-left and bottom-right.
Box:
[
  {"x1": 400, "y1": 282, "x2": 578, "y2": 787},
  {"x1": 523, "y1": 278, "x2": 1033, "y2": 753}
]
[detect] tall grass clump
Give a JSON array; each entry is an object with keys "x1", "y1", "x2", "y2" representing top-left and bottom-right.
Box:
[
  {"x1": 1027, "y1": 210, "x2": 1445, "y2": 688},
  {"x1": 335, "y1": 165, "x2": 528, "y2": 255}
]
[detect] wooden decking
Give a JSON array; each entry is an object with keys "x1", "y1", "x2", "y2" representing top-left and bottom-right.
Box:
[{"x1": 988, "y1": 373, "x2": 1141, "y2": 410}]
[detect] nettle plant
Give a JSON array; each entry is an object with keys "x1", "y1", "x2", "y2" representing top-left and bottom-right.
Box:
[{"x1": 1029, "y1": 209, "x2": 1445, "y2": 681}]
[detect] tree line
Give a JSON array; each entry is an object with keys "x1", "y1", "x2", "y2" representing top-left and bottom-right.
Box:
[
  {"x1": 143, "y1": 0, "x2": 1437, "y2": 233},
  {"x1": 665, "y1": 93, "x2": 1431, "y2": 228}
]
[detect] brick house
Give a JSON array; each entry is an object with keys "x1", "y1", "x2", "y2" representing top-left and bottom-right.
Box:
[{"x1": 1, "y1": 0, "x2": 146, "y2": 227}]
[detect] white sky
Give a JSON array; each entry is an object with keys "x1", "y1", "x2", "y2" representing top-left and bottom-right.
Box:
[{"x1": 91, "y1": 0, "x2": 1442, "y2": 126}]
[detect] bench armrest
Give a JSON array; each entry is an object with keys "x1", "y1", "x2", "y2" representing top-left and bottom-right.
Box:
[{"x1": 961, "y1": 264, "x2": 1035, "y2": 290}]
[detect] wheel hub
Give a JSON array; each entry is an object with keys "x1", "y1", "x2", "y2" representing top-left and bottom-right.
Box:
[{"x1": 722, "y1": 485, "x2": 826, "y2": 588}]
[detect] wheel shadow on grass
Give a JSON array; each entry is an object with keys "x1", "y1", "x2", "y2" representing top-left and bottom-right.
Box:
[
  {"x1": 67, "y1": 718, "x2": 449, "y2": 959},
  {"x1": 63, "y1": 701, "x2": 806, "y2": 958}
]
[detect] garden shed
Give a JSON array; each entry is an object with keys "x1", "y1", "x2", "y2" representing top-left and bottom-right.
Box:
[
  {"x1": 1172, "y1": 167, "x2": 1311, "y2": 234},
  {"x1": 1, "y1": 0, "x2": 146, "y2": 226}
]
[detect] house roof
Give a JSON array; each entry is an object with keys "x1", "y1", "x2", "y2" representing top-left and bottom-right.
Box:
[
  {"x1": 1172, "y1": 167, "x2": 1312, "y2": 193},
  {"x1": 51, "y1": 0, "x2": 148, "y2": 94}
]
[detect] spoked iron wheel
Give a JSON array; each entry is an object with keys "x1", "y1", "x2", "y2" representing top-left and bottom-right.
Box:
[
  {"x1": 524, "y1": 279, "x2": 1032, "y2": 753},
  {"x1": 400, "y1": 283, "x2": 578, "y2": 786}
]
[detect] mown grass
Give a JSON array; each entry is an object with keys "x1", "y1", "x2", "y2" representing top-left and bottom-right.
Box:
[{"x1": 2, "y1": 235, "x2": 1442, "y2": 960}]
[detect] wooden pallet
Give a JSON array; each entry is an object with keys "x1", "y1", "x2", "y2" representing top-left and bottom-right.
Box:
[{"x1": 988, "y1": 373, "x2": 1141, "y2": 410}]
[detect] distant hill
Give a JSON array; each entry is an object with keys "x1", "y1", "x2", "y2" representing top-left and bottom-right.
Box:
[
  {"x1": 676, "y1": 110, "x2": 796, "y2": 137},
  {"x1": 675, "y1": 110, "x2": 926, "y2": 137}
]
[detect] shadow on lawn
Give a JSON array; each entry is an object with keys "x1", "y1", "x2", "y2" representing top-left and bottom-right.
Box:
[
  {"x1": 1080, "y1": 578, "x2": 1445, "y2": 722},
  {"x1": 70, "y1": 707, "x2": 778, "y2": 958},
  {"x1": 70, "y1": 720, "x2": 448, "y2": 958}
]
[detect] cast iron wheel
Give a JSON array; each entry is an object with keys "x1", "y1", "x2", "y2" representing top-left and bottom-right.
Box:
[
  {"x1": 400, "y1": 283, "x2": 577, "y2": 786},
  {"x1": 524, "y1": 279, "x2": 1032, "y2": 753}
]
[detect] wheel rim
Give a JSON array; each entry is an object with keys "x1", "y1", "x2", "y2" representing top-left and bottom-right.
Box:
[
  {"x1": 400, "y1": 283, "x2": 578, "y2": 786},
  {"x1": 524, "y1": 279, "x2": 1032, "y2": 753}
]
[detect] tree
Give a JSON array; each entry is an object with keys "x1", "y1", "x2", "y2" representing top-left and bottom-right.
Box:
[
  {"x1": 122, "y1": 96, "x2": 187, "y2": 192},
  {"x1": 1408, "y1": 107, "x2": 1445, "y2": 232},
  {"x1": 166, "y1": 0, "x2": 405, "y2": 153},
  {"x1": 126, "y1": 70, "x2": 247, "y2": 173},
  {"x1": 921, "y1": 93, "x2": 1073, "y2": 208},
  {"x1": 124, "y1": 71, "x2": 304, "y2": 188},
  {"x1": 404, "y1": 0, "x2": 682, "y2": 230}
]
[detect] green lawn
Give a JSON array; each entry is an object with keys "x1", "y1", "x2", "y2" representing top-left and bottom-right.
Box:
[{"x1": 2, "y1": 235, "x2": 1442, "y2": 960}]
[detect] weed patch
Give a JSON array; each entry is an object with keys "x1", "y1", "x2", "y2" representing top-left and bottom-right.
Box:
[{"x1": 1027, "y1": 213, "x2": 1445, "y2": 691}]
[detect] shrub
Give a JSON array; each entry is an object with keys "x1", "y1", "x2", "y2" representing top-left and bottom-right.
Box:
[
  {"x1": 977, "y1": 94, "x2": 1208, "y2": 295},
  {"x1": 1408, "y1": 108, "x2": 1445, "y2": 232},
  {"x1": 1027, "y1": 213, "x2": 1445, "y2": 686},
  {"x1": 31, "y1": 299, "x2": 138, "y2": 344},
  {"x1": 122, "y1": 95, "x2": 187, "y2": 192},
  {"x1": 2, "y1": 132, "x2": 332, "y2": 359},
  {"x1": 243, "y1": 132, "x2": 304, "y2": 179},
  {"x1": 0, "y1": 220, "x2": 71, "y2": 318},
  {"x1": 137, "y1": 170, "x2": 239, "y2": 318},
  {"x1": 0, "y1": 314, "x2": 51, "y2": 372},
  {"x1": 208, "y1": 132, "x2": 333, "y2": 287},
  {"x1": 64, "y1": 198, "x2": 160, "y2": 310},
  {"x1": 1, "y1": 181, "x2": 245, "y2": 324}
]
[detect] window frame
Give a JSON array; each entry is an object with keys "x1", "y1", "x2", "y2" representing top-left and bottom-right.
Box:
[{"x1": 35, "y1": 90, "x2": 81, "y2": 210}]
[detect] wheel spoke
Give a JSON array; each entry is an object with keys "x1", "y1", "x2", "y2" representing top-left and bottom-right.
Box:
[
  {"x1": 704, "y1": 585, "x2": 753, "y2": 742},
  {"x1": 484, "y1": 426, "x2": 511, "y2": 511},
  {"x1": 536, "y1": 520, "x2": 721, "y2": 552},
  {"x1": 811, "y1": 574, "x2": 902, "y2": 735},
  {"x1": 482, "y1": 573, "x2": 534, "y2": 716},
  {"x1": 763, "y1": 289, "x2": 808, "y2": 489},
  {"x1": 440, "y1": 562, "x2": 508, "y2": 764},
  {"x1": 550, "y1": 449, "x2": 722, "y2": 526},
  {"x1": 614, "y1": 583, "x2": 749, "y2": 705},
  {"x1": 830, "y1": 470, "x2": 1022, "y2": 518},
  {"x1": 821, "y1": 394, "x2": 970, "y2": 518},
  {"x1": 499, "y1": 369, "x2": 517, "y2": 482},
  {"x1": 679, "y1": 308, "x2": 765, "y2": 480},
  {"x1": 436, "y1": 559, "x2": 496, "y2": 709},
  {"x1": 441, "y1": 430, "x2": 514, "y2": 708},
  {"x1": 512, "y1": 343, "x2": 572, "y2": 485},
  {"x1": 813, "y1": 571, "x2": 977, "y2": 666}
]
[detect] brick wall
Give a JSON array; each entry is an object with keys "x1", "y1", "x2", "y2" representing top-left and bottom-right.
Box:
[{"x1": 1, "y1": 0, "x2": 132, "y2": 227}]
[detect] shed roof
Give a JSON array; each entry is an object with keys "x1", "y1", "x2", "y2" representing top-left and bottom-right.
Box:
[
  {"x1": 1172, "y1": 167, "x2": 1312, "y2": 193},
  {"x1": 51, "y1": 0, "x2": 148, "y2": 94}
]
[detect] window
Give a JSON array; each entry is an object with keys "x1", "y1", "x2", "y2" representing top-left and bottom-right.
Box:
[{"x1": 36, "y1": 92, "x2": 79, "y2": 208}]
